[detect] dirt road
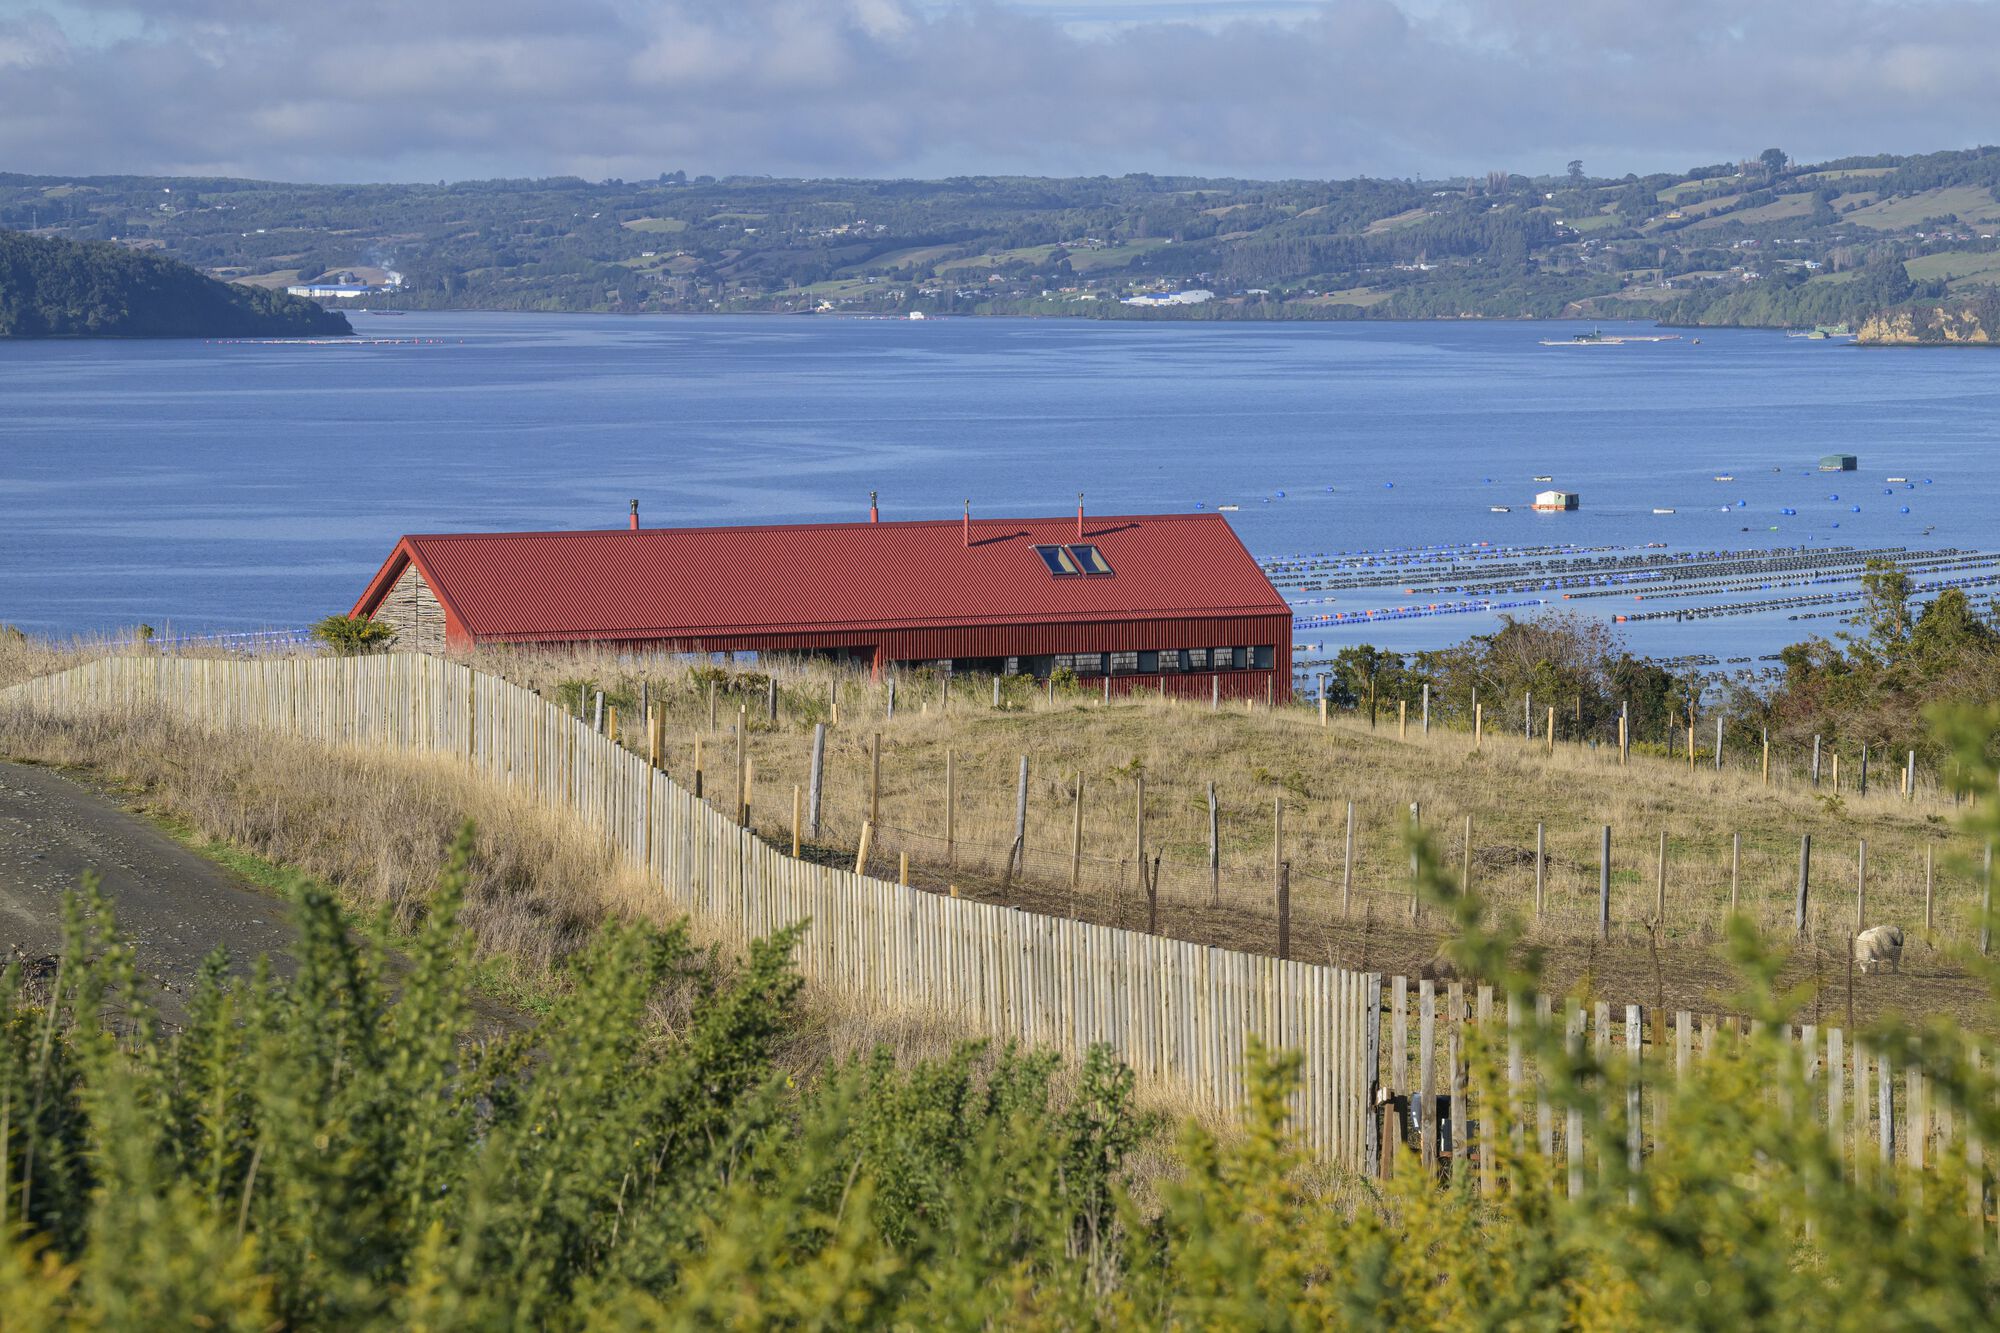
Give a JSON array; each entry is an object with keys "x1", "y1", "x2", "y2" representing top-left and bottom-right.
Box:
[{"x1": 0, "y1": 759, "x2": 296, "y2": 1022}]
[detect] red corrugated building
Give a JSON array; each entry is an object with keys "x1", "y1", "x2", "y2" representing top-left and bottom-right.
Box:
[{"x1": 351, "y1": 501, "x2": 1293, "y2": 700}]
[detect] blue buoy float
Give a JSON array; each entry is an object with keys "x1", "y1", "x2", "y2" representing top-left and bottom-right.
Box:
[
  {"x1": 1384, "y1": 482, "x2": 1394, "y2": 488},
  {"x1": 1900, "y1": 506, "x2": 1911, "y2": 514},
  {"x1": 1851, "y1": 505, "x2": 1861, "y2": 513}
]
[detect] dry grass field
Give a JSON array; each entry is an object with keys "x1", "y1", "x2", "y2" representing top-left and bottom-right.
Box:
[{"x1": 475, "y1": 647, "x2": 1996, "y2": 1027}]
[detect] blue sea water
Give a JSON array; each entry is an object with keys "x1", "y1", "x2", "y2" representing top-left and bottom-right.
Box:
[{"x1": 2, "y1": 312, "x2": 1997, "y2": 659}]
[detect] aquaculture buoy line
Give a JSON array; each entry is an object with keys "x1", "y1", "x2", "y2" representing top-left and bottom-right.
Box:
[
  {"x1": 203, "y1": 337, "x2": 462, "y2": 347},
  {"x1": 1615, "y1": 568, "x2": 2000, "y2": 626}
]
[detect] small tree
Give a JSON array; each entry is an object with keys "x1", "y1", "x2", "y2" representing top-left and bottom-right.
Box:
[{"x1": 311, "y1": 613, "x2": 396, "y2": 656}]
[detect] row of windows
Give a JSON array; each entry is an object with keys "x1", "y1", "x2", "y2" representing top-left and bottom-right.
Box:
[{"x1": 1030, "y1": 646, "x2": 1276, "y2": 677}]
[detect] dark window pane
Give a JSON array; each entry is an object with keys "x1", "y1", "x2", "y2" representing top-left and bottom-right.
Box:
[
  {"x1": 1253, "y1": 645, "x2": 1274, "y2": 670},
  {"x1": 1138, "y1": 650, "x2": 1160, "y2": 673},
  {"x1": 1232, "y1": 647, "x2": 1248, "y2": 671}
]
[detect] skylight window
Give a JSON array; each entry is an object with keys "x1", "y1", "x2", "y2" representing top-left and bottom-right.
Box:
[
  {"x1": 1035, "y1": 544, "x2": 1083, "y2": 576},
  {"x1": 1069, "y1": 544, "x2": 1113, "y2": 575}
]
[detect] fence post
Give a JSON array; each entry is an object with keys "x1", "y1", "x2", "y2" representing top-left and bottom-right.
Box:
[
  {"x1": 1211, "y1": 675, "x2": 1219, "y2": 712},
  {"x1": 767, "y1": 674, "x2": 777, "y2": 725},
  {"x1": 1461, "y1": 814, "x2": 1473, "y2": 894},
  {"x1": 593, "y1": 689, "x2": 604, "y2": 733},
  {"x1": 732, "y1": 708, "x2": 748, "y2": 823},
  {"x1": 887, "y1": 676, "x2": 896, "y2": 719},
  {"x1": 1925, "y1": 842, "x2": 1936, "y2": 935},
  {"x1": 1474, "y1": 703, "x2": 1483, "y2": 750},
  {"x1": 807, "y1": 723, "x2": 825, "y2": 837},
  {"x1": 870, "y1": 731, "x2": 882, "y2": 830},
  {"x1": 1812, "y1": 733, "x2": 1821, "y2": 786},
  {"x1": 1419, "y1": 980, "x2": 1437, "y2": 1172},
  {"x1": 1207, "y1": 782, "x2": 1220, "y2": 906},
  {"x1": 1012, "y1": 755, "x2": 1029, "y2": 880},
  {"x1": 1069, "y1": 773, "x2": 1085, "y2": 897},
  {"x1": 1599, "y1": 826, "x2": 1612, "y2": 940},
  {"x1": 1421, "y1": 682, "x2": 1430, "y2": 735},
  {"x1": 830, "y1": 678, "x2": 839, "y2": 727},
  {"x1": 1730, "y1": 832, "x2": 1741, "y2": 917},
  {"x1": 1134, "y1": 774, "x2": 1145, "y2": 897},
  {"x1": 1409, "y1": 802, "x2": 1423, "y2": 923},
  {"x1": 1342, "y1": 800, "x2": 1355, "y2": 919},
  {"x1": 1625, "y1": 1003, "x2": 1643, "y2": 1203},
  {"x1": 1546, "y1": 705, "x2": 1555, "y2": 753},
  {"x1": 1762, "y1": 728, "x2": 1770, "y2": 785},
  {"x1": 1860, "y1": 744, "x2": 1869, "y2": 796},
  {"x1": 1277, "y1": 861, "x2": 1291, "y2": 960},
  {"x1": 1796, "y1": 834, "x2": 1812, "y2": 936},
  {"x1": 945, "y1": 748, "x2": 957, "y2": 865},
  {"x1": 1713, "y1": 716, "x2": 1722, "y2": 771},
  {"x1": 1400, "y1": 698, "x2": 1408, "y2": 740},
  {"x1": 854, "y1": 820, "x2": 873, "y2": 875},
  {"x1": 693, "y1": 737, "x2": 705, "y2": 800},
  {"x1": 1855, "y1": 839, "x2": 1867, "y2": 931},
  {"x1": 1618, "y1": 710, "x2": 1628, "y2": 765},
  {"x1": 1655, "y1": 831, "x2": 1667, "y2": 926},
  {"x1": 1534, "y1": 822, "x2": 1545, "y2": 919}
]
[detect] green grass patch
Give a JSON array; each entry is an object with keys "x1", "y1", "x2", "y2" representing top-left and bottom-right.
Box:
[
  {"x1": 1846, "y1": 185, "x2": 2000, "y2": 230},
  {"x1": 621, "y1": 216, "x2": 687, "y2": 233},
  {"x1": 1902, "y1": 249, "x2": 2000, "y2": 287}
]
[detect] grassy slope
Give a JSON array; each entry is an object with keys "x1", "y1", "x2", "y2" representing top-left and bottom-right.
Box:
[{"x1": 476, "y1": 648, "x2": 1991, "y2": 1028}]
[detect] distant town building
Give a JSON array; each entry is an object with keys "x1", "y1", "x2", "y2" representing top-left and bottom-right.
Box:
[{"x1": 1120, "y1": 289, "x2": 1214, "y2": 307}]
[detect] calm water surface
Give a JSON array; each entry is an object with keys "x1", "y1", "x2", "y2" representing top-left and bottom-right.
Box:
[{"x1": 2, "y1": 313, "x2": 1996, "y2": 658}]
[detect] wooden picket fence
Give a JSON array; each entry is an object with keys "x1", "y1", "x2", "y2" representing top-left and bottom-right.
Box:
[
  {"x1": 7, "y1": 652, "x2": 1987, "y2": 1198},
  {"x1": 1, "y1": 653, "x2": 1382, "y2": 1168}
]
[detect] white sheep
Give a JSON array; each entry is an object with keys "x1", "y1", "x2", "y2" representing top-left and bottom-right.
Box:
[{"x1": 1854, "y1": 925, "x2": 1904, "y2": 975}]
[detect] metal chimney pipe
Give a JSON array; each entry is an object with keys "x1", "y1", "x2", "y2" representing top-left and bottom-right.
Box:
[
  {"x1": 1076, "y1": 491, "x2": 1084, "y2": 540},
  {"x1": 869, "y1": 490, "x2": 879, "y2": 523},
  {"x1": 629, "y1": 499, "x2": 639, "y2": 531},
  {"x1": 963, "y1": 500, "x2": 971, "y2": 547}
]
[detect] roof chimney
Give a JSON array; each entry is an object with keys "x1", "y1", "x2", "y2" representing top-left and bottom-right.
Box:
[
  {"x1": 963, "y1": 499, "x2": 971, "y2": 547},
  {"x1": 1076, "y1": 491, "x2": 1085, "y2": 540},
  {"x1": 629, "y1": 499, "x2": 639, "y2": 531},
  {"x1": 869, "y1": 490, "x2": 879, "y2": 524}
]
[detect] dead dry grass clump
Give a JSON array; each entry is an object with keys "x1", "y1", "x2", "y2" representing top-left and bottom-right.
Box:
[{"x1": 0, "y1": 700, "x2": 652, "y2": 974}]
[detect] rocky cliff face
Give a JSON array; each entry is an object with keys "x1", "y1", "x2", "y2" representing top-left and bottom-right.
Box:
[{"x1": 1857, "y1": 296, "x2": 2000, "y2": 345}]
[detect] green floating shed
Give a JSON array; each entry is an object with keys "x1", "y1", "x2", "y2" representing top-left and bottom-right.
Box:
[{"x1": 1819, "y1": 453, "x2": 1858, "y2": 472}]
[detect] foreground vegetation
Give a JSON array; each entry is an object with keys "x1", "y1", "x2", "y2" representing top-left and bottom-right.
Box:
[
  {"x1": 0, "y1": 229, "x2": 350, "y2": 338},
  {"x1": 14, "y1": 144, "x2": 2000, "y2": 326},
  {"x1": 5, "y1": 742, "x2": 2000, "y2": 1326}
]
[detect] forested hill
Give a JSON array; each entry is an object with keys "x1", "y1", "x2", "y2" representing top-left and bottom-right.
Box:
[
  {"x1": 14, "y1": 146, "x2": 2000, "y2": 326},
  {"x1": 0, "y1": 229, "x2": 350, "y2": 338}
]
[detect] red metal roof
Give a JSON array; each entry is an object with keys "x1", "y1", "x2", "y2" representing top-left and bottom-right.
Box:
[{"x1": 353, "y1": 512, "x2": 1287, "y2": 643}]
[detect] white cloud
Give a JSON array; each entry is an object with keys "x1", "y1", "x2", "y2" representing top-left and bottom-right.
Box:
[{"x1": 2, "y1": 0, "x2": 1998, "y2": 182}]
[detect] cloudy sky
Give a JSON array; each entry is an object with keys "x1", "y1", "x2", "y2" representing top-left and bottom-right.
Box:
[{"x1": 2, "y1": 0, "x2": 1995, "y2": 183}]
